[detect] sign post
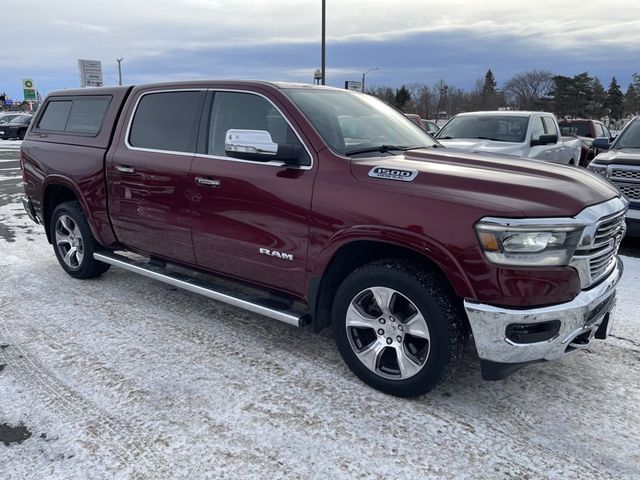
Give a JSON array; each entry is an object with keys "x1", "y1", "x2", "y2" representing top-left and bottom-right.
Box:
[
  {"x1": 78, "y1": 59, "x2": 103, "y2": 87},
  {"x1": 344, "y1": 81, "x2": 363, "y2": 91},
  {"x1": 23, "y1": 78, "x2": 36, "y2": 101}
]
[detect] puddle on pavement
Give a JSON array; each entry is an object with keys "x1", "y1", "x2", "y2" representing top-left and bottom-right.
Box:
[{"x1": 0, "y1": 423, "x2": 32, "y2": 446}]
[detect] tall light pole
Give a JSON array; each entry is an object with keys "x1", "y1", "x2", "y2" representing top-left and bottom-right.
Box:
[
  {"x1": 361, "y1": 67, "x2": 378, "y2": 93},
  {"x1": 116, "y1": 58, "x2": 124, "y2": 86},
  {"x1": 321, "y1": 0, "x2": 326, "y2": 85}
]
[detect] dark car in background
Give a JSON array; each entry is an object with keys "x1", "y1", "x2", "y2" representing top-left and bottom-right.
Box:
[
  {"x1": 0, "y1": 114, "x2": 33, "y2": 139},
  {"x1": 589, "y1": 116, "x2": 640, "y2": 236},
  {"x1": 559, "y1": 119, "x2": 613, "y2": 166}
]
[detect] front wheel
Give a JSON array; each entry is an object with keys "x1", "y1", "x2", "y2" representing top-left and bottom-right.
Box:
[
  {"x1": 50, "y1": 201, "x2": 110, "y2": 279},
  {"x1": 332, "y1": 259, "x2": 465, "y2": 397}
]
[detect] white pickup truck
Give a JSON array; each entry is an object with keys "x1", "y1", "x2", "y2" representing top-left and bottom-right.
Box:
[{"x1": 435, "y1": 111, "x2": 582, "y2": 165}]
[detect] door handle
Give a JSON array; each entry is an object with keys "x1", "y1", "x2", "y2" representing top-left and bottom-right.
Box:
[
  {"x1": 116, "y1": 165, "x2": 136, "y2": 174},
  {"x1": 195, "y1": 177, "x2": 221, "y2": 187}
]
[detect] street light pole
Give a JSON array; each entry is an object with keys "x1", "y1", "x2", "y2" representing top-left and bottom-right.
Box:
[
  {"x1": 361, "y1": 67, "x2": 378, "y2": 93},
  {"x1": 116, "y1": 58, "x2": 124, "y2": 86},
  {"x1": 321, "y1": 0, "x2": 326, "y2": 85}
]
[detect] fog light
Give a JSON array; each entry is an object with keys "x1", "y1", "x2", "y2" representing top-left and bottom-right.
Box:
[{"x1": 506, "y1": 320, "x2": 561, "y2": 344}]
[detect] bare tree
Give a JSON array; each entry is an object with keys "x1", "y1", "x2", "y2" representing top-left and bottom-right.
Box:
[{"x1": 503, "y1": 70, "x2": 554, "y2": 110}]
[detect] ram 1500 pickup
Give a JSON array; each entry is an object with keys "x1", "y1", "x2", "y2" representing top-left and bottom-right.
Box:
[
  {"x1": 20, "y1": 81, "x2": 627, "y2": 396},
  {"x1": 436, "y1": 111, "x2": 582, "y2": 165}
]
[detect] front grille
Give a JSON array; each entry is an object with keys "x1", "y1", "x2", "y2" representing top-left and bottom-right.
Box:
[
  {"x1": 609, "y1": 166, "x2": 640, "y2": 202},
  {"x1": 573, "y1": 211, "x2": 625, "y2": 288},
  {"x1": 617, "y1": 184, "x2": 640, "y2": 201},
  {"x1": 610, "y1": 168, "x2": 640, "y2": 181}
]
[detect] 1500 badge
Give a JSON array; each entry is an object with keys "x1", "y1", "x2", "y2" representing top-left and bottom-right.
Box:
[{"x1": 368, "y1": 166, "x2": 418, "y2": 182}]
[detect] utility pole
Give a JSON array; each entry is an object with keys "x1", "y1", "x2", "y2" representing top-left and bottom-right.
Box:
[
  {"x1": 362, "y1": 67, "x2": 378, "y2": 93},
  {"x1": 116, "y1": 58, "x2": 124, "y2": 86},
  {"x1": 321, "y1": 0, "x2": 326, "y2": 85}
]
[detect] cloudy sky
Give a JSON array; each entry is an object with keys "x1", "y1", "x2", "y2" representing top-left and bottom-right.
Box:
[{"x1": 2, "y1": 0, "x2": 640, "y2": 99}]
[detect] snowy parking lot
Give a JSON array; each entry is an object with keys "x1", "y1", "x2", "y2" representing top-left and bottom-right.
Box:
[{"x1": 0, "y1": 141, "x2": 639, "y2": 479}]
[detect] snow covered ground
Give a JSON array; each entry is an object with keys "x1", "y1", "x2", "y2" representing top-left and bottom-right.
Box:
[{"x1": 0, "y1": 145, "x2": 639, "y2": 479}]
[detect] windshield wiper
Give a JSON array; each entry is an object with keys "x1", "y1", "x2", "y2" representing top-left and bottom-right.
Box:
[{"x1": 345, "y1": 145, "x2": 425, "y2": 156}]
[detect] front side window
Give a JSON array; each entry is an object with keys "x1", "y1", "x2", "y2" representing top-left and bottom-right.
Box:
[
  {"x1": 531, "y1": 117, "x2": 545, "y2": 141},
  {"x1": 613, "y1": 120, "x2": 640, "y2": 149},
  {"x1": 129, "y1": 91, "x2": 204, "y2": 153},
  {"x1": 542, "y1": 117, "x2": 558, "y2": 139},
  {"x1": 438, "y1": 115, "x2": 529, "y2": 143},
  {"x1": 284, "y1": 89, "x2": 436, "y2": 155},
  {"x1": 207, "y1": 91, "x2": 310, "y2": 165}
]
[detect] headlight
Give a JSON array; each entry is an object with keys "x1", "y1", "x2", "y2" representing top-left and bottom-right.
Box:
[
  {"x1": 476, "y1": 221, "x2": 584, "y2": 266},
  {"x1": 588, "y1": 164, "x2": 609, "y2": 177}
]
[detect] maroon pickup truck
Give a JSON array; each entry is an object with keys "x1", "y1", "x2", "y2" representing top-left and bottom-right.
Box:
[{"x1": 20, "y1": 81, "x2": 627, "y2": 396}]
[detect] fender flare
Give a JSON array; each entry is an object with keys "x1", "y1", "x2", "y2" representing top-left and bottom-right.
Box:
[{"x1": 308, "y1": 225, "x2": 476, "y2": 299}]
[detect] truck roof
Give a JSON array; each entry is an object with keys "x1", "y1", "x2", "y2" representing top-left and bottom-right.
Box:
[
  {"x1": 46, "y1": 81, "x2": 343, "y2": 98},
  {"x1": 455, "y1": 111, "x2": 554, "y2": 118}
]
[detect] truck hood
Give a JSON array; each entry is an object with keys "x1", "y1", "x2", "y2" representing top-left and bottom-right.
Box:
[
  {"x1": 350, "y1": 147, "x2": 620, "y2": 218},
  {"x1": 436, "y1": 138, "x2": 526, "y2": 156},
  {"x1": 591, "y1": 148, "x2": 640, "y2": 166}
]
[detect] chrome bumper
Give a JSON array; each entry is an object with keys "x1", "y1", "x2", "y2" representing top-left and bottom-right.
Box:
[{"x1": 464, "y1": 258, "x2": 623, "y2": 365}]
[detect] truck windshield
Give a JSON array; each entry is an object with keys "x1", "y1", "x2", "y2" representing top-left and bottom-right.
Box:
[
  {"x1": 613, "y1": 119, "x2": 640, "y2": 149},
  {"x1": 438, "y1": 115, "x2": 529, "y2": 143},
  {"x1": 284, "y1": 89, "x2": 437, "y2": 156}
]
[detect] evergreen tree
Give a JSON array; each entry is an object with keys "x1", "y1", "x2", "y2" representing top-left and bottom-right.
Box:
[
  {"x1": 588, "y1": 77, "x2": 607, "y2": 119},
  {"x1": 606, "y1": 77, "x2": 625, "y2": 120},
  {"x1": 481, "y1": 69, "x2": 498, "y2": 109},
  {"x1": 393, "y1": 86, "x2": 411, "y2": 111}
]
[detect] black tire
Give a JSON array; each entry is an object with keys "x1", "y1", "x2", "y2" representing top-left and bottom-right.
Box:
[
  {"x1": 332, "y1": 259, "x2": 465, "y2": 397},
  {"x1": 50, "y1": 201, "x2": 110, "y2": 279},
  {"x1": 17, "y1": 129, "x2": 26, "y2": 140}
]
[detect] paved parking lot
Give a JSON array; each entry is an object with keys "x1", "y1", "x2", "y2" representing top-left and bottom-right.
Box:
[{"x1": 1, "y1": 142, "x2": 639, "y2": 479}]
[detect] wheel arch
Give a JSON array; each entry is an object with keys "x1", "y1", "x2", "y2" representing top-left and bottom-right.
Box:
[
  {"x1": 41, "y1": 177, "x2": 98, "y2": 245},
  {"x1": 307, "y1": 231, "x2": 475, "y2": 332}
]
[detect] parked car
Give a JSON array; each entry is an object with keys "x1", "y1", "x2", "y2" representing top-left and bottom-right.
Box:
[
  {"x1": 436, "y1": 111, "x2": 582, "y2": 165},
  {"x1": 404, "y1": 113, "x2": 425, "y2": 130},
  {"x1": 0, "y1": 112, "x2": 25, "y2": 124},
  {"x1": 0, "y1": 114, "x2": 33, "y2": 139},
  {"x1": 589, "y1": 116, "x2": 640, "y2": 236},
  {"x1": 422, "y1": 119, "x2": 440, "y2": 135},
  {"x1": 558, "y1": 119, "x2": 613, "y2": 166},
  {"x1": 20, "y1": 82, "x2": 626, "y2": 396}
]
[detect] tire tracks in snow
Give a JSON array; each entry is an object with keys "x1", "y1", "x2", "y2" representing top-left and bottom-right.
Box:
[{"x1": 0, "y1": 314, "x2": 172, "y2": 478}]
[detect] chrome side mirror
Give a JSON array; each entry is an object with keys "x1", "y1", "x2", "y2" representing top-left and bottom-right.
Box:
[
  {"x1": 224, "y1": 128, "x2": 303, "y2": 167},
  {"x1": 225, "y1": 129, "x2": 278, "y2": 157}
]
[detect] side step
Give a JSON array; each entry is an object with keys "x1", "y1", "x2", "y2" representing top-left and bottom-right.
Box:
[{"x1": 94, "y1": 251, "x2": 311, "y2": 328}]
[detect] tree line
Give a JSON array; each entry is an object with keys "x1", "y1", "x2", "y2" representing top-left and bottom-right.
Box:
[{"x1": 368, "y1": 69, "x2": 640, "y2": 123}]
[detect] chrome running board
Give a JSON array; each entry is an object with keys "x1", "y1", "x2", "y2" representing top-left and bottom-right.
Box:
[{"x1": 94, "y1": 251, "x2": 310, "y2": 327}]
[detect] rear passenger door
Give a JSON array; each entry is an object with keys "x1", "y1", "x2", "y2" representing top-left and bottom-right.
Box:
[
  {"x1": 189, "y1": 89, "x2": 316, "y2": 296},
  {"x1": 107, "y1": 89, "x2": 206, "y2": 264}
]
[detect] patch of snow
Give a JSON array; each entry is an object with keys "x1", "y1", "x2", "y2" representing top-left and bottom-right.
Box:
[{"x1": 0, "y1": 194, "x2": 639, "y2": 478}]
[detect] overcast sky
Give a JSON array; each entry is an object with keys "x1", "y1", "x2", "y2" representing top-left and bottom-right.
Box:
[{"x1": 2, "y1": 0, "x2": 639, "y2": 99}]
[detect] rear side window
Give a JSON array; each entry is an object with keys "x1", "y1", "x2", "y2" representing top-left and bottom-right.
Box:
[
  {"x1": 38, "y1": 101, "x2": 72, "y2": 131},
  {"x1": 38, "y1": 96, "x2": 110, "y2": 135},
  {"x1": 129, "y1": 91, "x2": 204, "y2": 153}
]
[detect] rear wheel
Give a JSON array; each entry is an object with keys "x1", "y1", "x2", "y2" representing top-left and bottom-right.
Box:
[
  {"x1": 50, "y1": 201, "x2": 110, "y2": 279},
  {"x1": 332, "y1": 259, "x2": 465, "y2": 396}
]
